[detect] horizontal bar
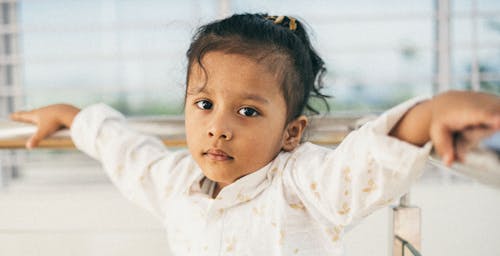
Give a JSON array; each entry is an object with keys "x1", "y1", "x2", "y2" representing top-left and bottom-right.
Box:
[
  {"x1": 0, "y1": 134, "x2": 348, "y2": 149},
  {"x1": 0, "y1": 116, "x2": 358, "y2": 149}
]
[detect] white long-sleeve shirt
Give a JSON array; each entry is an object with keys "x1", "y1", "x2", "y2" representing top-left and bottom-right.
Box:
[{"x1": 70, "y1": 97, "x2": 431, "y2": 255}]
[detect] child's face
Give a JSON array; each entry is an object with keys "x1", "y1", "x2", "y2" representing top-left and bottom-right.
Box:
[{"x1": 185, "y1": 51, "x2": 293, "y2": 188}]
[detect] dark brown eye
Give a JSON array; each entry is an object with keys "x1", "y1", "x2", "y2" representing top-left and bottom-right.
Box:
[
  {"x1": 238, "y1": 107, "x2": 259, "y2": 117},
  {"x1": 196, "y1": 100, "x2": 212, "y2": 110}
]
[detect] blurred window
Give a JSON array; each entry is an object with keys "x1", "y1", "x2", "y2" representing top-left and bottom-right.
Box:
[{"x1": 17, "y1": 0, "x2": 500, "y2": 115}]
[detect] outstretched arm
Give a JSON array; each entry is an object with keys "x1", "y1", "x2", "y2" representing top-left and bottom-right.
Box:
[
  {"x1": 389, "y1": 90, "x2": 500, "y2": 166},
  {"x1": 11, "y1": 103, "x2": 194, "y2": 220},
  {"x1": 10, "y1": 104, "x2": 81, "y2": 149}
]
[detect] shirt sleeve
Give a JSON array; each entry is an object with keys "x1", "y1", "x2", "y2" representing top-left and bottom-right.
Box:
[
  {"x1": 70, "y1": 103, "x2": 193, "y2": 220},
  {"x1": 283, "y1": 96, "x2": 432, "y2": 228}
]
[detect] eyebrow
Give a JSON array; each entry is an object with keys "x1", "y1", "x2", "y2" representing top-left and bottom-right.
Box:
[
  {"x1": 240, "y1": 93, "x2": 270, "y2": 104},
  {"x1": 194, "y1": 86, "x2": 270, "y2": 105},
  {"x1": 186, "y1": 83, "x2": 209, "y2": 96}
]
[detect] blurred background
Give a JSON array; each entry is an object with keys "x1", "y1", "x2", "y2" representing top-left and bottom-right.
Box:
[
  {"x1": 0, "y1": 0, "x2": 499, "y2": 255},
  {"x1": 1, "y1": 0, "x2": 500, "y2": 116}
]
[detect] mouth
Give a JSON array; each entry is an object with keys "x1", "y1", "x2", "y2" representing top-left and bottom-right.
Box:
[{"x1": 203, "y1": 148, "x2": 234, "y2": 161}]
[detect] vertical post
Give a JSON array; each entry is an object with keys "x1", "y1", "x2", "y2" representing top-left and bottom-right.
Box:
[
  {"x1": 470, "y1": 0, "x2": 480, "y2": 91},
  {"x1": 1, "y1": 0, "x2": 23, "y2": 116},
  {"x1": 0, "y1": 0, "x2": 22, "y2": 189},
  {"x1": 434, "y1": 0, "x2": 451, "y2": 93},
  {"x1": 218, "y1": 0, "x2": 231, "y2": 19},
  {"x1": 391, "y1": 193, "x2": 422, "y2": 256}
]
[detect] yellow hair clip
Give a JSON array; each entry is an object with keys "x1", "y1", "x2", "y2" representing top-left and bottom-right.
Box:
[
  {"x1": 288, "y1": 17, "x2": 297, "y2": 31},
  {"x1": 265, "y1": 15, "x2": 297, "y2": 31},
  {"x1": 274, "y1": 16, "x2": 285, "y2": 24}
]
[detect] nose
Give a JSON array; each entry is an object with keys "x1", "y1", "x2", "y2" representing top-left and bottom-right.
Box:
[
  {"x1": 208, "y1": 130, "x2": 232, "y2": 140},
  {"x1": 207, "y1": 113, "x2": 233, "y2": 141}
]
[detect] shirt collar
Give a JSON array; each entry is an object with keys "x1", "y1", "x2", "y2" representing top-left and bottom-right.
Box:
[{"x1": 186, "y1": 158, "x2": 279, "y2": 209}]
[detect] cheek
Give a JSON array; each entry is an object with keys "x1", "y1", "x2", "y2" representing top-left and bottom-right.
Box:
[
  {"x1": 185, "y1": 118, "x2": 202, "y2": 158},
  {"x1": 242, "y1": 125, "x2": 284, "y2": 154},
  {"x1": 184, "y1": 110, "x2": 201, "y2": 141}
]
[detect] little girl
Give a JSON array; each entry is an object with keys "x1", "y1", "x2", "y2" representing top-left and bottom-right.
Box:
[{"x1": 10, "y1": 13, "x2": 500, "y2": 255}]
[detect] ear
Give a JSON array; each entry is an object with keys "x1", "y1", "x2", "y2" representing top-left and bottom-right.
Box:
[{"x1": 282, "y1": 115, "x2": 308, "y2": 152}]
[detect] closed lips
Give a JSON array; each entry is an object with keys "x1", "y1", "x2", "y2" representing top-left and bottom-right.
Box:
[{"x1": 204, "y1": 149, "x2": 234, "y2": 160}]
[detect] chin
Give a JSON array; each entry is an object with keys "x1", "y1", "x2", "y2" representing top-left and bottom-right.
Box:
[{"x1": 202, "y1": 168, "x2": 234, "y2": 184}]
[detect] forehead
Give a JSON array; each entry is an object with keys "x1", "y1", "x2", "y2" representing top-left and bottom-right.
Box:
[{"x1": 187, "y1": 51, "x2": 283, "y2": 95}]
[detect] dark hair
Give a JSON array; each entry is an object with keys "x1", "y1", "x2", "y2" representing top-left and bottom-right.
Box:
[{"x1": 186, "y1": 13, "x2": 329, "y2": 123}]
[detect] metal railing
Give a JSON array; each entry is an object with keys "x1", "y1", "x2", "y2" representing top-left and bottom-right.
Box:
[
  {"x1": 392, "y1": 194, "x2": 422, "y2": 256},
  {"x1": 395, "y1": 235, "x2": 422, "y2": 256}
]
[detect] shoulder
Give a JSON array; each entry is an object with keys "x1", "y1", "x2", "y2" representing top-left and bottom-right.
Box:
[
  {"x1": 155, "y1": 148, "x2": 199, "y2": 176},
  {"x1": 286, "y1": 142, "x2": 334, "y2": 164},
  {"x1": 269, "y1": 142, "x2": 335, "y2": 180},
  {"x1": 152, "y1": 149, "x2": 203, "y2": 192}
]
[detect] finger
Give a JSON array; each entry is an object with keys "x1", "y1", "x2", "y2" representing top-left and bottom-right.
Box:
[
  {"x1": 430, "y1": 123, "x2": 455, "y2": 166},
  {"x1": 461, "y1": 127, "x2": 497, "y2": 145},
  {"x1": 27, "y1": 124, "x2": 61, "y2": 149},
  {"x1": 491, "y1": 114, "x2": 500, "y2": 130},
  {"x1": 467, "y1": 109, "x2": 500, "y2": 130},
  {"x1": 10, "y1": 111, "x2": 36, "y2": 124},
  {"x1": 454, "y1": 134, "x2": 473, "y2": 163},
  {"x1": 455, "y1": 143, "x2": 468, "y2": 163},
  {"x1": 454, "y1": 127, "x2": 497, "y2": 163},
  {"x1": 445, "y1": 107, "x2": 500, "y2": 133}
]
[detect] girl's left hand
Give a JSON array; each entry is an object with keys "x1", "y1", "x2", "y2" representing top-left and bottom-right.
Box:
[
  {"x1": 429, "y1": 91, "x2": 500, "y2": 166},
  {"x1": 390, "y1": 90, "x2": 500, "y2": 166}
]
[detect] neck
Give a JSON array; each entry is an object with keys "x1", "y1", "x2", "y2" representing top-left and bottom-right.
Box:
[{"x1": 212, "y1": 182, "x2": 228, "y2": 198}]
